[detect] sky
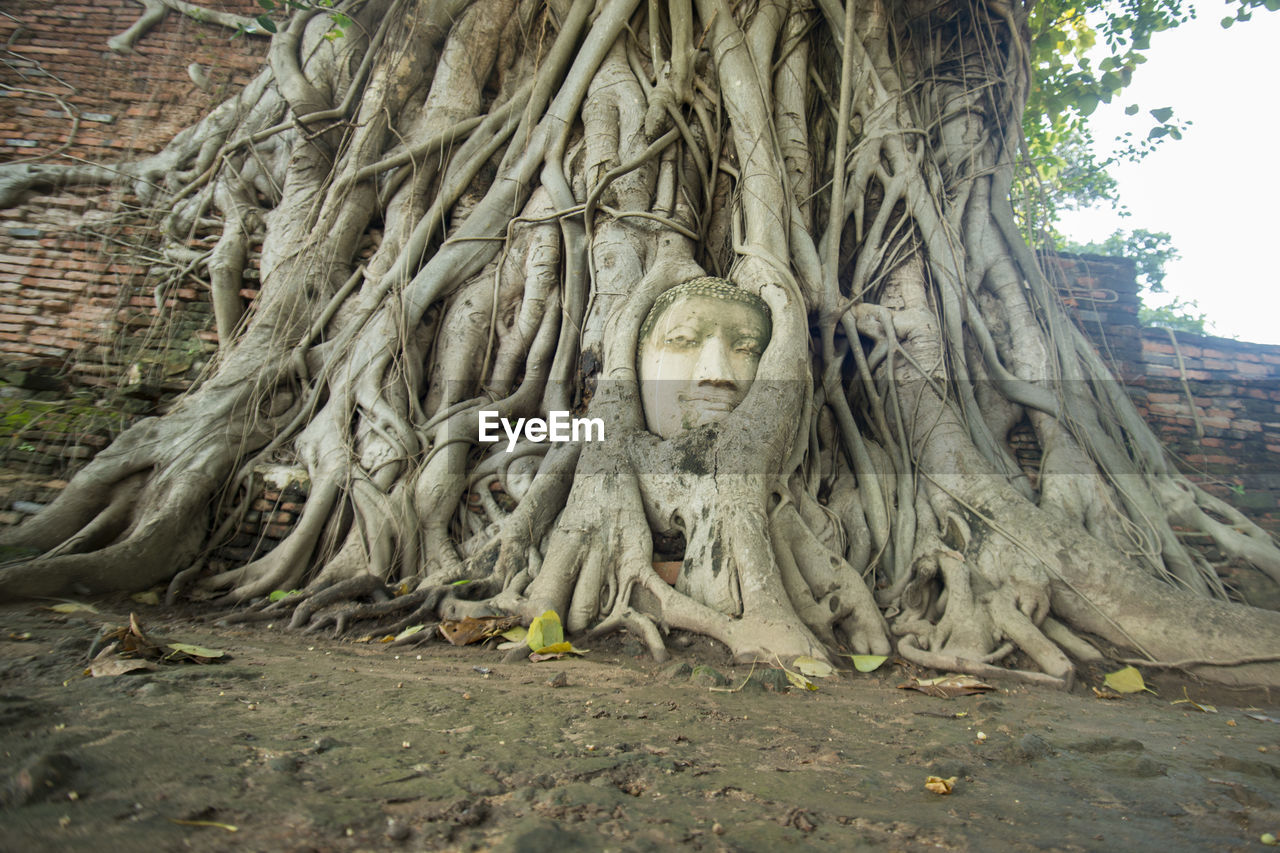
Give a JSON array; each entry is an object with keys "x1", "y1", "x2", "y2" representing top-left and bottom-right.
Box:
[{"x1": 1055, "y1": 5, "x2": 1280, "y2": 344}]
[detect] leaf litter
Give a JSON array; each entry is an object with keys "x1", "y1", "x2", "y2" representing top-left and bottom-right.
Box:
[{"x1": 85, "y1": 613, "x2": 228, "y2": 677}]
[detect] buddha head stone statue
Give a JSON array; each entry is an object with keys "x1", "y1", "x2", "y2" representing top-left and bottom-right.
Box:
[{"x1": 637, "y1": 277, "x2": 772, "y2": 439}]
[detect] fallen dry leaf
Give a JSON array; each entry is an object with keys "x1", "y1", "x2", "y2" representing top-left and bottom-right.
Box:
[
  {"x1": 925, "y1": 775, "x2": 957, "y2": 795},
  {"x1": 88, "y1": 657, "x2": 157, "y2": 677},
  {"x1": 439, "y1": 615, "x2": 518, "y2": 646},
  {"x1": 899, "y1": 674, "x2": 994, "y2": 698}
]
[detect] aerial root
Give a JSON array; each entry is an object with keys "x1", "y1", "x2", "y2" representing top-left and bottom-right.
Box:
[
  {"x1": 287, "y1": 574, "x2": 387, "y2": 629},
  {"x1": 585, "y1": 597, "x2": 669, "y2": 662},
  {"x1": 897, "y1": 636, "x2": 1070, "y2": 689},
  {"x1": 304, "y1": 588, "x2": 435, "y2": 635}
]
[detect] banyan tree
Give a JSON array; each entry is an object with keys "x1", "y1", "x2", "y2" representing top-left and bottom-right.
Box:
[{"x1": 2, "y1": 0, "x2": 1278, "y2": 688}]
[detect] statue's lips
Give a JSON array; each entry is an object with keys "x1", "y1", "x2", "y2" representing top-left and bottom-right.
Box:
[{"x1": 677, "y1": 389, "x2": 743, "y2": 412}]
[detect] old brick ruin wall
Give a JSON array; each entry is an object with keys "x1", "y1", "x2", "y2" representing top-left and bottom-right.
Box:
[{"x1": 2, "y1": 8, "x2": 1279, "y2": 601}]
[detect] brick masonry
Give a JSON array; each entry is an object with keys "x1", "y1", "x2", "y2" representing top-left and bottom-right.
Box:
[
  {"x1": 0, "y1": 0, "x2": 266, "y2": 396},
  {"x1": 2, "y1": 11, "x2": 1280, "y2": 586}
]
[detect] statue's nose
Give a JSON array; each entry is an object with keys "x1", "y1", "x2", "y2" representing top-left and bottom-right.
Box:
[{"x1": 692, "y1": 336, "x2": 735, "y2": 384}]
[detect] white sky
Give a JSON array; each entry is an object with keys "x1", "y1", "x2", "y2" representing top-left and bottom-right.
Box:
[{"x1": 1055, "y1": 6, "x2": 1280, "y2": 344}]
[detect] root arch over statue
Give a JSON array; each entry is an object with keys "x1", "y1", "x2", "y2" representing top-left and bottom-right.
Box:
[{"x1": 2, "y1": 0, "x2": 1279, "y2": 688}]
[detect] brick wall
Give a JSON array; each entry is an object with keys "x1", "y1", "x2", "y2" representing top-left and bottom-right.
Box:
[
  {"x1": 0, "y1": 0, "x2": 266, "y2": 395},
  {"x1": 0, "y1": 0, "x2": 270, "y2": 533}
]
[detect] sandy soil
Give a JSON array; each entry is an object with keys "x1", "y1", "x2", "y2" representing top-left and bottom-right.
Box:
[{"x1": 1, "y1": 597, "x2": 1278, "y2": 852}]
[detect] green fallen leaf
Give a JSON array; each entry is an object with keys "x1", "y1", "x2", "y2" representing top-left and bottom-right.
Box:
[
  {"x1": 393, "y1": 624, "x2": 425, "y2": 642},
  {"x1": 501, "y1": 626, "x2": 528, "y2": 642},
  {"x1": 268, "y1": 589, "x2": 299, "y2": 602},
  {"x1": 793, "y1": 655, "x2": 834, "y2": 678},
  {"x1": 450, "y1": 579, "x2": 472, "y2": 586},
  {"x1": 849, "y1": 654, "x2": 888, "y2": 673},
  {"x1": 527, "y1": 610, "x2": 564, "y2": 652},
  {"x1": 1103, "y1": 666, "x2": 1154, "y2": 695},
  {"x1": 167, "y1": 642, "x2": 226, "y2": 659}
]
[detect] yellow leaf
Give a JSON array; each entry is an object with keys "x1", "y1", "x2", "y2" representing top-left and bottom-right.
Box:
[
  {"x1": 924, "y1": 775, "x2": 957, "y2": 795},
  {"x1": 130, "y1": 590, "x2": 160, "y2": 606},
  {"x1": 793, "y1": 655, "x2": 834, "y2": 678},
  {"x1": 785, "y1": 670, "x2": 817, "y2": 691},
  {"x1": 527, "y1": 610, "x2": 564, "y2": 652},
  {"x1": 1102, "y1": 666, "x2": 1154, "y2": 695},
  {"x1": 501, "y1": 627, "x2": 528, "y2": 643},
  {"x1": 47, "y1": 602, "x2": 98, "y2": 614},
  {"x1": 849, "y1": 654, "x2": 888, "y2": 673},
  {"x1": 531, "y1": 640, "x2": 589, "y2": 656}
]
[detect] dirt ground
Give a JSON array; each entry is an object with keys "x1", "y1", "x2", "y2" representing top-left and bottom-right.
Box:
[{"x1": 0, "y1": 598, "x2": 1278, "y2": 852}]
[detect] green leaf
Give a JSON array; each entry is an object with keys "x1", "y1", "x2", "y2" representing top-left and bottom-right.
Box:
[
  {"x1": 167, "y1": 642, "x2": 226, "y2": 659},
  {"x1": 393, "y1": 624, "x2": 425, "y2": 642},
  {"x1": 257, "y1": 0, "x2": 275, "y2": 9},
  {"x1": 496, "y1": 627, "x2": 529, "y2": 651},
  {"x1": 1124, "y1": 103, "x2": 1140, "y2": 116},
  {"x1": 1220, "y1": 16, "x2": 1235, "y2": 28},
  {"x1": 268, "y1": 589, "x2": 299, "y2": 602},
  {"x1": 450, "y1": 579, "x2": 472, "y2": 586},
  {"x1": 1147, "y1": 126, "x2": 1168, "y2": 140},
  {"x1": 849, "y1": 654, "x2": 888, "y2": 673},
  {"x1": 1149, "y1": 107, "x2": 1173, "y2": 123},
  {"x1": 526, "y1": 610, "x2": 564, "y2": 653},
  {"x1": 256, "y1": 14, "x2": 277, "y2": 33},
  {"x1": 1102, "y1": 665, "x2": 1154, "y2": 694},
  {"x1": 794, "y1": 655, "x2": 835, "y2": 678}
]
